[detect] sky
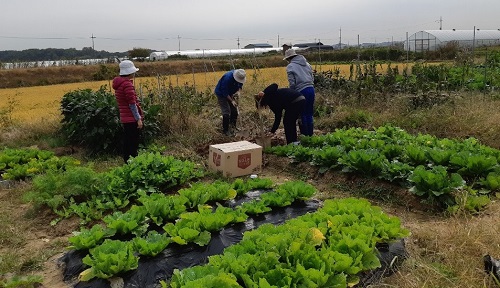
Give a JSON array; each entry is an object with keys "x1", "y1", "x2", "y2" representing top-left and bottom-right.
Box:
[{"x1": 1, "y1": 0, "x2": 499, "y2": 53}]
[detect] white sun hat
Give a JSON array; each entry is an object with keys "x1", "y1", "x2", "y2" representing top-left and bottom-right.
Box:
[
  {"x1": 283, "y1": 49, "x2": 298, "y2": 60},
  {"x1": 233, "y1": 69, "x2": 246, "y2": 83},
  {"x1": 119, "y1": 60, "x2": 139, "y2": 76}
]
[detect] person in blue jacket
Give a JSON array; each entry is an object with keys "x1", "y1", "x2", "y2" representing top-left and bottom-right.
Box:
[
  {"x1": 214, "y1": 69, "x2": 246, "y2": 136},
  {"x1": 284, "y1": 49, "x2": 315, "y2": 136},
  {"x1": 255, "y1": 83, "x2": 305, "y2": 144}
]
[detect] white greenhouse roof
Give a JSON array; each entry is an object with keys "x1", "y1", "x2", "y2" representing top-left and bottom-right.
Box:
[{"x1": 414, "y1": 30, "x2": 500, "y2": 41}]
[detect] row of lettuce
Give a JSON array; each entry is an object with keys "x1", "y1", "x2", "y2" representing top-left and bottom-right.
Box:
[
  {"x1": 0, "y1": 148, "x2": 203, "y2": 224},
  {"x1": 167, "y1": 198, "x2": 408, "y2": 287},
  {"x1": 268, "y1": 125, "x2": 500, "y2": 211},
  {"x1": 0, "y1": 147, "x2": 410, "y2": 287},
  {"x1": 75, "y1": 178, "x2": 316, "y2": 282}
]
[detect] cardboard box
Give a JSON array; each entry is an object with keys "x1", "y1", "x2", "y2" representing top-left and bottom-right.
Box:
[{"x1": 208, "y1": 141, "x2": 262, "y2": 177}]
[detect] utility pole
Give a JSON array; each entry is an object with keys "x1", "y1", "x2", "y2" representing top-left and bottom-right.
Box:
[
  {"x1": 178, "y1": 35, "x2": 181, "y2": 51},
  {"x1": 439, "y1": 16, "x2": 443, "y2": 30},
  {"x1": 406, "y1": 32, "x2": 409, "y2": 62},
  {"x1": 472, "y1": 26, "x2": 476, "y2": 59},
  {"x1": 357, "y1": 34, "x2": 360, "y2": 61},
  {"x1": 237, "y1": 37, "x2": 240, "y2": 49},
  {"x1": 277, "y1": 34, "x2": 279, "y2": 48},
  {"x1": 90, "y1": 33, "x2": 96, "y2": 50},
  {"x1": 339, "y1": 27, "x2": 342, "y2": 50}
]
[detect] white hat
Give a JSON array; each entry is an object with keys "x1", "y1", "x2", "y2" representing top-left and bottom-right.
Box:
[
  {"x1": 119, "y1": 60, "x2": 139, "y2": 76},
  {"x1": 233, "y1": 69, "x2": 246, "y2": 83},
  {"x1": 283, "y1": 49, "x2": 298, "y2": 60}
]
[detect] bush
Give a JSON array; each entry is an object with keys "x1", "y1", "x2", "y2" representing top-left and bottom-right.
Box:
[{"x1": 60, "y1": 86, "x2": 160, "y2": 155}]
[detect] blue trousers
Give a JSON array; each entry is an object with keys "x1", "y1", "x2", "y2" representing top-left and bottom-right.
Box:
[{"x1": 299, "y1": 87, "x2": 315, "y2": 136}]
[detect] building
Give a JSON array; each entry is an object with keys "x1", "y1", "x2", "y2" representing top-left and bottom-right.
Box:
[
  {"x1": 406, "y1": 29, "x2": 500, "y2": 52},
  {"x1": 244, "y1": 43, "x2": 273, "y2": 49},
  {"x1": 292, "y1": 42, "x2": 334, "y2": 51},
  {"x1": 149, "y1": 51, "x2": 168, "y2": 61}
]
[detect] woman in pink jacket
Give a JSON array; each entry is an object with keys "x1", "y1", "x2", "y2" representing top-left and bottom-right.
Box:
[{"x1": 112, "y1": 60, "x2": 143, "y2": 163}]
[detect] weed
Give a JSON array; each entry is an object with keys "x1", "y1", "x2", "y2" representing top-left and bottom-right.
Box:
[{"x1": 0, "y1": 95, "x2": 19, "y2": 128}]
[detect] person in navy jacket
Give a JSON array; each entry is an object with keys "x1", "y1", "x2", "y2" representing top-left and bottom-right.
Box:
[
  {"x1": 214, "y1": 69, "x2": 246, "y2": 136},
  {"x1": 112, "y1": 60, "x2": 143, "y2": 163},
  {"x1": 255, "y1": 83, "x2": 305, "y2": 144}
]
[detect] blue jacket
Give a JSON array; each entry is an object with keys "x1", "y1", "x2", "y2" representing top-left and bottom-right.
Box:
[{"x1": 214, "y1": 70, "x2": 243, "y2": 99}]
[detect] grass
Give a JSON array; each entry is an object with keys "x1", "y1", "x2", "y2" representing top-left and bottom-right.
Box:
[{"x1": 372, "y1": 202, "x2": 500, "y2": 288}]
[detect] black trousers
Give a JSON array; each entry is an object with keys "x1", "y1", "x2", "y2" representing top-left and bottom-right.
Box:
[
  {"x1": 122, "y1": 122, "x2": 140, "y2": 163},
  {"x1": 283, "y1": 99, "x2": 305, "y2": 144}
]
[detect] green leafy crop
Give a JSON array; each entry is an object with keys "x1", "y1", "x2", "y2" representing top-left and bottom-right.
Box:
[
  {"x1": 80, "y1": 239, "x2": 139, "y2": 281},
  {"x1": 409, "y1": 165, "x2": 465, "y2": 206},
  {"x1": 138, "y1": 192, "x2": 187, "y2": 225},
  {"x1": 339, "y1": 148, "x2": 388, "y2": 176},
  {"x1": 68, "y1": 224, "x2": 113, "y2": 250},
  {"x1": 103, "y1": 206, "x2": 147, "y2": 236},
  {"x1": 133, "y1": 231, "x2": 171, "y2": 257},
  {"x1": 170, "y1": 198, "x2": 409, "y2": 287}
]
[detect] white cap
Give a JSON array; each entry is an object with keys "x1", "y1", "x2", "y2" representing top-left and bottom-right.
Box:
[
  {"x1": 233, "y1": 69, "x2": 246, "y2": 83},
  {"x1": 119, "y1": 60, "x2": 139, "y2": 76}
]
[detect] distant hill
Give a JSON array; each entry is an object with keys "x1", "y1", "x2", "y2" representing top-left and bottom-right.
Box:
[{"x1": 0, "y1": 47, "x2": 127, "y2": 62}]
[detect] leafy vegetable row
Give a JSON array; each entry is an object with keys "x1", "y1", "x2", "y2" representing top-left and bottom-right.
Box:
[
  {"x1": 267, "y1": 125, "x2": 500, "y2": 210},
  {"x1": 20, "y1": 150, "x2": 204, "y2": 224},
  {"x1": 70, "y1": 179, "x2": 317, "y2": 281},
  {"x1": 168, "y1": 198, "x2": 410, "y2": 288},
  {"x1": 0, "y1": 148, "x2": 80, "y2": 180}
]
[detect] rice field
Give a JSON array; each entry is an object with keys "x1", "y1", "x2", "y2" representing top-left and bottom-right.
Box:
[{"x1": 0, "y1": 63, "x2": 412, "y2": 124}]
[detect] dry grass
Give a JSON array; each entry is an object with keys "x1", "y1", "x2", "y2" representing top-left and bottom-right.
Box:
[{"x1": 372, "y1": 201, "x2": 500, "y2": 288}]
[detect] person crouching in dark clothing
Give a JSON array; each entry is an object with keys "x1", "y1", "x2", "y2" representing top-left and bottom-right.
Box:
[{"x1": 255, "y1": 83, "x2": 305, "y2": 144}]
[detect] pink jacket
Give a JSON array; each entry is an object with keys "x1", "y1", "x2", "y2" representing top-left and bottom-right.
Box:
[{"x1": 112, "y1": 76, "x2": 143, "y2": 123}]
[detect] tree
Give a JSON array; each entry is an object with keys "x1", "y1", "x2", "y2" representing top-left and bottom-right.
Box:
[{"x1": 128, "y1": 47, "x2": 151, "y2": 60}]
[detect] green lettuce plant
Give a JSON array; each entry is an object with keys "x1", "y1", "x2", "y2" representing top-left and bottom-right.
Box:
[
  {"x1": 133, "y1": 231, "x2": 171, "y2": 257},
  {"x1": 239, "y1": 200, "x2": 272, "y2": 215},
  {"x1": 138, "y1": 192, "x2": 187, "y2": 225},
  {"x1": 68, "y1": 224, "x2": 113, "y2": 250},
  {"x1": 339, "y1": 148, "x2": 388, "y2": 176},
  {"x1": 232, "y1": 177, "x2": 274, "y2": 195},
  {"x1": 103, "y1": 206, "x2": 147, "y2": 236},
  {"x1": 409, "y1": 165, "x2": 465, "y2": 206},
  {"x1": 449, "y1": 151, "x2": 498, "y2": 179},
  {"x1": 80, "y1": 239, "x2": 139, "y2": 281},
  {"x1": 163, "y1": 223, "x2": 211, "y2": 246}
]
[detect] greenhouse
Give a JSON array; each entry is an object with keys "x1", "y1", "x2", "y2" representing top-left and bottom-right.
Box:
[{"x1": 406, "y1": 29, "x2": 500, "y2": 52}]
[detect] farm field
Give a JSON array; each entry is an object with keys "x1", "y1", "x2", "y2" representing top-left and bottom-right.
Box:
[
  {"x1": 0, "y1": 68, "x2": 287, "y2": 123},
  {"x1": 1, "y1": 60, "x2": 500, "y2": 288},
  {"x1": 0, "y1": 63, "x2": 418, "y2": 123}
]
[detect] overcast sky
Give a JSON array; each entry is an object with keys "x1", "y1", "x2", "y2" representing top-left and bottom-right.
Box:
[{"x1": 1, "y1": 0, "x2": 499, "y2": 52}]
